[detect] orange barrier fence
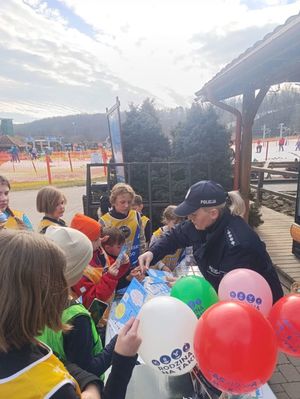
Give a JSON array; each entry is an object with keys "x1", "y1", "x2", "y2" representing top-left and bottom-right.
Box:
[{"x1": 0, "y1": 149, "x2": 111, "y2": 186}]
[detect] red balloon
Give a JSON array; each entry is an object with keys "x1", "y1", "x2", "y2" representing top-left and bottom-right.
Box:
[
  {"x1": 269, "y1": 294, "x2": 300, "y2": 357},
  {"x1": 194, "y1": 301, "x2": 277, "y2": 395}
]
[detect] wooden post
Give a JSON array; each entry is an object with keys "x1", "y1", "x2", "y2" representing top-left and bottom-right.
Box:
[
  {"x1": 46, "y1": 155, "x2": 52, "y2": 184},
  {"x1": 68, "y1": 151, "x2": 73, "y2": 172},
  {"x1": 265, "y1": 141, "x2": 269, "y2": 161},
  {"x1": 240, "y1": 90, "x2": 255, "y2": 219},
  {"x1": 240, "y1": 86, "x2": 269, "y2": 221},
  {"x1": 257, "y1": 170, "x2": 264, "y2": 204},
  {"x1": 31, "y1": 160, "x2": 38, "y2": 175}
]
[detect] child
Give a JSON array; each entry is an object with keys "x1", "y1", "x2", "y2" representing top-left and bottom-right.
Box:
[
  {"x1": 70, "y1": 213, "x2": 130, "y2": 309},
  {"x1": 132, "y1": 194, "x2": 151, "y2": 247},
  {"x1": 0, "y1": 229, "x2": 86, "y2": 398},
  {"x1": 100, "y1": 183, "x2": 146, "y2": 268},
  {"x1": 41, "y1": 225, "x2": 141, "y2": 386},
  {"x1": 0, "y1": 175, "x2": 33, "y2": 230},
  {"x1": 150, "y1": 205, "x2": 186, "y2": 272},
  {"x1": 36, "y1": 186, "x2": 67, "y2": 233}
]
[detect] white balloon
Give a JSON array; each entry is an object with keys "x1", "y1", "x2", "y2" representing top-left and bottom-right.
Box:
[{"x1": 137, "y1": 296, "x2": 198, "y2": 376}]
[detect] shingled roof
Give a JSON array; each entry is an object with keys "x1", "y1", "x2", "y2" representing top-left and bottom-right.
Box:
[
  {"x1": 0, "y1": 135, "x2": 26, "y2": 149},
  {"x1": 196, "y1": 12, "x2": 300, "y2": 101}
]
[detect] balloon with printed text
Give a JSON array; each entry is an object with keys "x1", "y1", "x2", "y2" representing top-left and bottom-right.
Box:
[
  {"x1": 137, "y1": 296, "x2": 198, "y2": 376},
  {"x1": 218, "y1": 268, "x2": 273, "y2": 316},
  {"x1": 268, "y1": 294, "x2": 300, "y2": 357},
  {"x1": 170, "y1": 275, "x2": 218, "y2": 318},
  {"x1": 194, "y1": 301, "x2": 277, "y2": 395}
]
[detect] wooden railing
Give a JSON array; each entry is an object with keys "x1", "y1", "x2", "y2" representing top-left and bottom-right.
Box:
[{"x1": 250, "y1": 166, "x2": 298, "y2": 204}]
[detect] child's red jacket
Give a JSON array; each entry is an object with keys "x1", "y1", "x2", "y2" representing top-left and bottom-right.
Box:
[{"x1": 72, "y1": 248, "x2": 130, "y2": 308}]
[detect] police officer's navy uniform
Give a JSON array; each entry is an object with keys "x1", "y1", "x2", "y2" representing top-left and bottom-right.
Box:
[{"x1": 150, "y1": 209, "x2": 283, "y2": 303}]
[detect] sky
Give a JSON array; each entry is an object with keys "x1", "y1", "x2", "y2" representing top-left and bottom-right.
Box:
[{"x1": 0, "y1": 0, "x2": 300, "y2": 123}]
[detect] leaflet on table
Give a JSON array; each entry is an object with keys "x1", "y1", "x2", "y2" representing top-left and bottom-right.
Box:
[
  {"x1": 146, "y1": 269, "x2": 172, "y2": 283},
  {"x1": 111, "y1": 278, "x2": 147, "y2": 327},
  {"x1": 143, "y1": 276, "x2": 171, "y2": 297}
]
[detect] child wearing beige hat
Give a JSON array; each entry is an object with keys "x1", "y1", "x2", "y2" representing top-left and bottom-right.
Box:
[{"x1": 39, "y1": 226, "x2": 141, "y2": 395}]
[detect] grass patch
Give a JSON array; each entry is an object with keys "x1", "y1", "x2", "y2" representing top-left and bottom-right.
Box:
[{"x1": 11, "y1": 179, "x2": 86, "y2": 191}]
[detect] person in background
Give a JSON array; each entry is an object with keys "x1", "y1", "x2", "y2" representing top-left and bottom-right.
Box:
[
  {"x1": 256, "y1": 139, "x2": 262, "y2": 153},
  {"x1": 295, "y1": 137, "x2": 300, "y2": 151},
  {"x1": 150, "y1": 205, "x2": 185, "y2": 272},
  {"x1": 0, "y1": 229, "x2": 100, "y2": 399},
  {"x1": 139, "y1": 180, "x2": 284, "y2": 304},
  {"x1": 10, "y1": 145, "x2": 20, "y2": 163},
  {"x1": 100, "y1": 183, "x2": 146, "y2": 272},
  {"x1": 278, "y1": 136, "x2": 285, "y2": 151},
  {"x1": 36, "y1": 186, "x2": 67, "y2": 233},
  {"x1": 132, "y1": 194, "x2": 151, "y2": 247},
  {"x1": 0, "y1": 175, "x2": 33, "y2": 230},
  {"x1": 70, "y1": 213, "x2": 130, "y2": 309},
  {"x1": 40, "y1": 226, "x2": 141, "y2": 397}
]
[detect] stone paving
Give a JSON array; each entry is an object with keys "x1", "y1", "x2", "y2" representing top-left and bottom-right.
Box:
[{"x1": 269, "y1": 353, "x2": 300, "y2": 399}]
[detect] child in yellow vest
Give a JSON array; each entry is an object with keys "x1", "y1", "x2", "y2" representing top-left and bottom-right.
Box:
[
  {"x1": 100, "y1": 183, "x2": 146, "y2": 281},
  {"x1": 150, "y1": 205, "x2": 186, "y2": 272},
  {"x1": 36, "y1": 186, "x2": 67, "y2": 233},
  {"x1": 0, "y1": 175, "x2": 33, "y2": 230},
  {"x1": 0, "y1": 229, "x2": 86, "y2": 398}
]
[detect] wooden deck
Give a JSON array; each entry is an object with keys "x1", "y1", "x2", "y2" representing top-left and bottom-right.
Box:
[{"x1": 255, "y1": 206, "x2": 300, "y2": 290}]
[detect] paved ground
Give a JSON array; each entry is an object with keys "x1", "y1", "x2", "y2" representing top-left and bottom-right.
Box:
[
  {"x1": 270, "y1": 353, "x2": 300, "y2": 399},
  {"x1": 7, "y1": 186, "x2": 300, "y2": 398}
]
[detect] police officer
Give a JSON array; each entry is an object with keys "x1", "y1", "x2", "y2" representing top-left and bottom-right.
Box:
[{"x1": 138, "y1": 180, "x2": 284, "y2": 303}]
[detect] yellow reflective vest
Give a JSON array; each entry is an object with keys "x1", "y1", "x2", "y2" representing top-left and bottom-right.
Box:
[
  {"x1": 0, "y1": 345, "x2": 81, "y2": 399},
  {"x1": 4, "y1": 209, "x2": 26, "y2": 230}
]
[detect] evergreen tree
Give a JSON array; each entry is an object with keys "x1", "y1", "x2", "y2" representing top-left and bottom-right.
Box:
[
  {"x1": 121, "y1": 99, "x2": 171, "y2": 228},
  {"x1": 122, "y1": 98, "x2": 170, "y2": 162},
  {"x1": 171, "y1": 103, "x2": 233, "y2": 197}
]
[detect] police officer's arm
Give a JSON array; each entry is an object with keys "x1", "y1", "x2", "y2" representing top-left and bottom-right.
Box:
[{"x1": 149, "y1": 221, "x2": 192, "y2": 265}]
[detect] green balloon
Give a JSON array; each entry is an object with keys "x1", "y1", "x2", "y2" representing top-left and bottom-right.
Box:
[{"x1": 170, "y1": 276, "x2": 219, "y2": 318}]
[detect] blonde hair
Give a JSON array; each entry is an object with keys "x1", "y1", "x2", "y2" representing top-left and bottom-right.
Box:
[
  {"x1": 162, "y1": 205, "x2": 184, "y2": 225},
  {"x1": 206, "y1": 190, "x2": 245, "y2": 217},
  {"x1": 109, "y1": 183, "x2": 135, "y2": 205},
  {"x1": 36, "y1": 186, "x2": 67, "y2": 214},
  {"x1": 0, "y1": 230, "x2": 68, "y2": 352},
  {"x1": 227, "y1": 191, "x2": 246, "y2": 217}
]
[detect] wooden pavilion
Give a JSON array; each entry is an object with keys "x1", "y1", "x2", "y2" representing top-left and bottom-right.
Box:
[{"x1": 195, "y1": 12, "x2": 300, "y2": 217}]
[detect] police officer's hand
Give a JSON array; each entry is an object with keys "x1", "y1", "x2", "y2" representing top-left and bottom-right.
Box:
[{"x1": 138, "y1": 251, "x2": 153, "y2": 273}]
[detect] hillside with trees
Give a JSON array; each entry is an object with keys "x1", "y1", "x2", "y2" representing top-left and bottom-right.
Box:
[
  {"x1": 12, "y1": 85, "x2": 300, "y2": 144},
  {"x1": 14, "y1": 113, "x2": 109, "y2": 142}
]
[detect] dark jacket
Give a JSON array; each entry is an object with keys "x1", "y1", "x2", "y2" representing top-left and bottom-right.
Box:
[{"x1": 150, "y1": 209, "x2": 283, "y2": 303}]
